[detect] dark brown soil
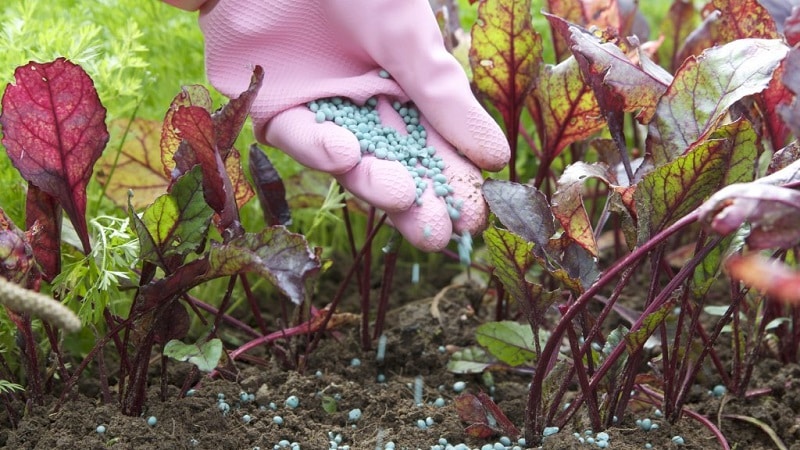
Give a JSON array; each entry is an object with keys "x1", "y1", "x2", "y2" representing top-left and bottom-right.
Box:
[{"x1": 3, "y1": 278, "x2": 800, "y2": 449}]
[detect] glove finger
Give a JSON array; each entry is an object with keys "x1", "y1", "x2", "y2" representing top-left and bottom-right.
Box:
[
  {"x1": 327, "y1": 0, "x2": 510, "y2": 172},
  {"x1": 262, "y1": 106, "x2": 362, "y2": 174},
  {"x1": 387, "y1": 183, "x2": 453, "y2": 252},
  {"x1": 336, "y1": 157, "x2": 416, "y2": 213}
]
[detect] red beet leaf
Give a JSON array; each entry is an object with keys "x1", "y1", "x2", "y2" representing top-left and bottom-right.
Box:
[
  {"x1": 25, "y1": 184, "x2": 62, "y2": 282},
  {"x1": 0, "y1": 58, "x2": 108, "y2": 253}
]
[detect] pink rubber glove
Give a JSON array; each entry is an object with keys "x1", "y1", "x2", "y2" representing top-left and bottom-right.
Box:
[{"x1": 163, "y1": 0, "x2": 510, "y2": 251}]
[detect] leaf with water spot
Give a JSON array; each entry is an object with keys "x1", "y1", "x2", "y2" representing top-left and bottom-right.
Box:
[{"x1": 0, "y1": 58, "x2": 108, "y2": 253}]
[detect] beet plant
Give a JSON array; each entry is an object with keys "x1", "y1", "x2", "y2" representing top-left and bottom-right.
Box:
[
  {"x1": 454, "y1": 0, "x2": 800, "y2": 445},
  {"x1": 0, "y1": 58, "x2": 320, "y2": 417}
]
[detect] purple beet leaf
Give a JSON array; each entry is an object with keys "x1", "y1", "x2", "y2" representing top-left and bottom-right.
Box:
[
  {"x1": 0, "y1": 58, "x2": 108, "y2": 254},
  {"x1": 25, "y1": 184, "x2": 62, "y2": 282},
  {"x1": 249, "y1": 144, "x2": 291, "y2": 226}
]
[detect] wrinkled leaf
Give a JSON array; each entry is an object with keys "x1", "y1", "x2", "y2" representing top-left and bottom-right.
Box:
[
  {"x1": 624, "y1": 299, "x2": 676, "y2": 354},
  {"x1": 25, "y1": 184, "x2": 61, "y2": 282},
  {"x1": 470, "y1": 0, "x2": 541, "y2": 134},
  {"x1": 0, "y1": 58, "x2": 108, "y2": 253},
  {"x1": 163, "y1": 338, "x2": 223, "y2": 372},
  {"x1": 697, "y1": 183, "x2": 800, "y2": 250},
  {"x1": 561, "y1": 19, "x2": 670, "y2": 125},
  {"x1": 249, "y1": 145, "x2": 291, "y2": 226},
  {"x1": 476, "y1": 321, "x2": 537, "y2": 367},
  {"x1": 96, "y1": 118, "x2": 170, "y2": 209},
  {"x1": 161, "y1": 85, "x2": 213, "y2": 177},
  {"x1": 206, "y1": 228, "x2": 320, "y2": 304},
  {"x1": 483, "y1": 179, "x2": 555, "y2": 248},
  {"x1": 212, "y1": 66, "x2": 263, "y2": 160},
  {"x1": 635, "y1": 137, "x2": 730, "y2": 243},
  {"x1": 648, "y1": 38, "x2": 789, "y2": 164},
  {"x1": 725, "y1": 254, "x2": 800, "y2": 304},
  {"x1": 768, "y1": 141, "x2": 800, "y2": 174},
  {"x1": 139, "y1": 166, "x2": 213, "y2": 266},
  {"x1": 527, "y1": 56, "x2": 605, "y2": 159}
]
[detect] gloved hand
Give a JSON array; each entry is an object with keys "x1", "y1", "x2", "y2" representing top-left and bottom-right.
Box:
[{"x1": 162, "y1": 0, "x2": 510, "y2": 251}]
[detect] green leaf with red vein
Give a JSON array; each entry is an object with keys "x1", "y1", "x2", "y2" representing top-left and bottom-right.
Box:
[
  {"x1": 96, "y1": 119, "x2": 170, "y2": 209},
  {"x1": 172, "y1": 105, "x2": 237, "y2": 228},
  {"x1": 710, "y1": 0, "x2": 779, "y2": 43},
  {"x1": 658, "y1": 0, "x2": 700, "y2": 72},
  {"x1": 25, "y1": 184, "x2": 61, "y2": 282},
  {"x1": 527, "y1": 56, "x2": 605, "y2": 159},
  {"x1": 161, "y1": 85, "x2": 213, "y2": 177},
  {"x1": 545, "y1": 0, "x2": 585, "y2": 62},
  {"x1": 552, "y1": 162, "x2": 618, "y2": 257},
  {"x1": 0, "y1": 58, "x2": 108, "y2": 254},
  {"x1": 676, "y1": 0, "x2": 779, "y2": 64},
  {"x1": 206, "y1": 228, "x2": 320, "y2": 304},
  {"x1": 470, "y1": 0, "x2": 542, "y2": 136},
  {"x1": 647, "y1": 38, "x2": 788, "y2": 165},
  {"x1": 139, "y1": 166, "x2": 213, "y2": 267},
  {"x1": 635, "y1": 137, "x2": 731, "y2": 244},
  {"x1": 624, "y1": 300, "x2": 675, "y2": 355},
  {"x1": 212, "y1": 66, "x2": 263, "y2": 160}
]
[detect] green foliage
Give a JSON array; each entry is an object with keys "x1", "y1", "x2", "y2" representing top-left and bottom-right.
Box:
[
  {"x1": 163, "y1": 338, "x2": 223, "y2": 372},
  {"x1": 52, "y1": 216, "x2": 139, "y2": 324},
  {"x1": 0, "y1": 379, "x2": 23, "y2": 395}
]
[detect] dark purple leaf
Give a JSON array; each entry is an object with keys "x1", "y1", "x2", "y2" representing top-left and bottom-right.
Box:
[
  {"x1": 25, "y1": 184, "x2": 61, "y2": 282},
  {"x1": 249, "y1": 144, "x2": 291, "y2": 226},
  {"x1": 152, "y1": 302, "x2": 190, "y2": 345},
  {"x1": 172, "y1": 105, "x2": 238, "y2": 229},
  {"x1": 482, "y1": 179, "x2": 555, "y2": 249},
  {"x1": 0, "y1": 58, "x2": 108, "y2": 253},
  {"x1": 212, "y1": 66, "x2": 263, "y2": 160}
]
